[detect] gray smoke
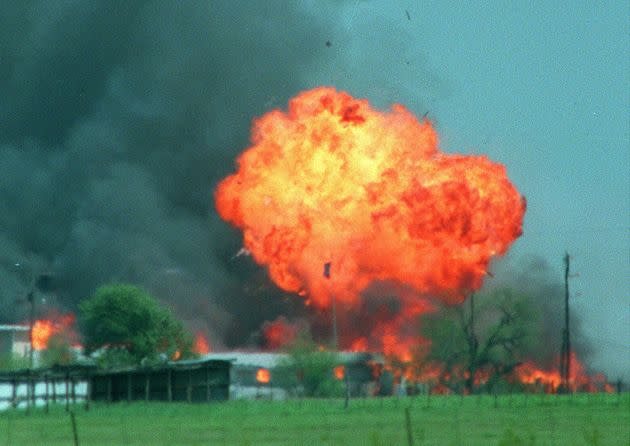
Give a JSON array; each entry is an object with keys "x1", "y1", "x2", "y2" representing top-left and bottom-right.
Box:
[{"x1": 488, "y1": 255, "x2": 593, "y2": 371}]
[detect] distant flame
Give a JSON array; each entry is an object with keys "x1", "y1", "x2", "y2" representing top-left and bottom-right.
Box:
[
  {"x1": 194, "y1": 331, "x2": 211, "y2": 354},
  {"x1": 31, "y1": 314, "x2": 76, "y2": 351},
  {"x1": 256, "y1": 368, "x2": 271, "y2": 384},
  {"x1": 516, "y1": 352, "x2": 614, "y2": 393},
  {"x1": 349, "y1": 338, "x2": 368, "y2": 352},
  {"x1": 334, "y1": 365, "x2": 345, "y2": 380},
  {"x1": 262, "y1": 316, "x2": 301, "y2": 349}
]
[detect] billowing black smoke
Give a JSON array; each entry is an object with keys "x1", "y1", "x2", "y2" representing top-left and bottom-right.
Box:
[{"x1": 0, "y1": 1, "x2": 346, "y2": 346}]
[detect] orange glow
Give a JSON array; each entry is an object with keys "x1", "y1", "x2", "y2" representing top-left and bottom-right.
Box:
[
  {"x1": 262, "y1": 316, "x2": 300, "y2": 349},
  {"x1": 256, "y1": 368, "x2": 271, "y2": 384},
  {"x1": 31, "y1": 314, "x2": 76, "y2": 351},
  {"x1": 172, "y1": 350, "x2": 181, "y2": 361},
  {"x1": 516, "y1": 362, "x2": 562, "y2": 391},
  {"x1": 194, "y1": 331, "x2": 211, "y2": 354},
  {"x1": 334, "y1": 365, "x2": 345, "y2": 380},
  {"x1": 515, "y1": 352, "x2": 613, "y2": 393},
  {"x1": 216, "y1": 87, "x2": 525, "y2": 355},
  {"x1": 349, "y1": 338, "x2": 368, "y2": 352}
]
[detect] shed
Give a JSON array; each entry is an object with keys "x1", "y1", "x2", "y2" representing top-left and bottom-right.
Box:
[{"x1": 89, "y1": 358, "x2": 231, "y2": 403}]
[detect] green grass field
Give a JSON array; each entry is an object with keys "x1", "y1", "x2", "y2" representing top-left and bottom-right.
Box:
[{"x1": 1, "y1": 393, "x2": 628, "y2": 445}]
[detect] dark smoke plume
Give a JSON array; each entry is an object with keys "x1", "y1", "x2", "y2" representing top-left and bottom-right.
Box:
[{"x1": 0, "y1": 1, "x2": 344, "y2": 346}]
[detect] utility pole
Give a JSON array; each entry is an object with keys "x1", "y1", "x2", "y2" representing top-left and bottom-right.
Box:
[
  {"x1": 28, "y1": 290, "x2": 35, "y2": 369},
  {"x1": 331, "y1": 294, "x2": 338, "y2": 350},
  {"x1": 323, "y1": 262, "x2": 338, "y2": 350},
  {"x1": 560, "y1": 252, "x2": 571, "y2": 393},
  {"x1": 465, "y1": 293, "x2": 478, "y2": 394}
]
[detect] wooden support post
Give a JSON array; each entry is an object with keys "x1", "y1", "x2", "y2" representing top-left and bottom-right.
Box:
[
  {"x1": 205, "y1": 367, "x2": 211, "y2": 402},
  {"x1": 11, "y1": 379, "x2": 17, "y2": 409},
  {"x1": 106, "y1": 375, "x2": 112, "y2": 404},
  {"x1": 45, "y1": 375, "x2": 49, "y2": 413},
  {"x1": 71, "y1": 378, "x2": 76, "y2": 405},
  {"x1": 31, "y1": 373, "x2": 36, "y2": 408},
  {"x1": 66, "y1": 373, "x2": 71, "y2": 412},
  {"x1": 52, "y1": 378, "x2": 57, "y2": 403},
  {"x1": 187, "y1": 369, "x2": 192, "y2": 403},
  {"x1": 145, "y1": 373, "x2": 150, "y2": 402},
  {"x1": 167, "y1": 369, "x2": 172, "y2": 402},
  {"x1": 85, "y1": 373, "x2": 91, "y2": 411},
  {"x1": 127, "y1": 373, "x2": 132, "y2": 402},
  {"x1": 26, "y1": 373, "x2": 31, "y2": 413}
]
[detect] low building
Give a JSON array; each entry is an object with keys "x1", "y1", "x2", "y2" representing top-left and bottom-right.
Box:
[
  {"x1": 204, "y1": 352, "x2": 290, "y2": 400},
  {"x1": 203, "y1": 351, "x2": 387, "y2": 399},
  {"x1": 0, "y1": 325, "x2": 30, "y2": 357},
  {"x1": 89, "y1": 358, "x2": 231, "y2": 403}
]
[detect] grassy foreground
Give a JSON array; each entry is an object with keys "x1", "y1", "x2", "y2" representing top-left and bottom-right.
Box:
[{"x1": 1, "y1": 393, "x2": 628, "y2": 445}]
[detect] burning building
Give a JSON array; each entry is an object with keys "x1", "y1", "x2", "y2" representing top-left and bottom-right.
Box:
[{"x1": 203, "y1": 351, "x2": 387, "y2": 400}]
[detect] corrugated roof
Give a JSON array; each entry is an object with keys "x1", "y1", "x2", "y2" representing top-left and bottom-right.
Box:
[{"x1": 0, "y1": 325, "x2": 29, "y2": 332}]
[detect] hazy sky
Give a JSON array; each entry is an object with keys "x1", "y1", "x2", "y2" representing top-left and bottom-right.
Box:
[
  {"x1": 305, "y1": 1, "x2": 628, "y2": 377},
  {"x1": 0, "y1": 1, "x2": 626, "y2": 379}
]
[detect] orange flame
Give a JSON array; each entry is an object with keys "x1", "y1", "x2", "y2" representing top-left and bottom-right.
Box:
[
  {"x1": 516, "y1": 352, "x2": 613, "y2": 393},
  {"x1": 194, "y1": 331, "x2": 211, "y2": 355},
  {"x1": 216, "y1": 87, "x2": 525, "y2": 354},
  {"x1": 349, "y1": 338, "x2": 368, "y2": 352},
  {"x1": 334, "y1": 365, "x2": 345, "y2": 380},
  {"x1": 31, "y1": 314, "x2": 76, "y2": 351},
  {"x1": 262, "y1": 316, "x2": 301, "y2": 349},
  {"x1": 256, "y1": 368, "x2": 271, "y2": 384}
]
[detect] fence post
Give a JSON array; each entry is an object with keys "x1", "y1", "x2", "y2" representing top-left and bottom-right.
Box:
[
  {"x1": 70, "y1": 410, "x2": 80, "y2": 446},
  {"x1": 404, "y1": 406, "x2": 414, "y2": 446}
]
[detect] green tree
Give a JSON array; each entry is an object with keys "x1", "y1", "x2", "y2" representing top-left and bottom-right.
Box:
[
  {"x1": 80, "y1": 283, "x2": 194, "y2": 366},
  {"x1": 0, "y1": 353, "x2": 29, "y2": 371},
  {"x1": 40, "y1": 333, "x2": 75, "y2": 367},
  {"x1": 275, "y1": 335, "x2": 343, "y2": 397},
  {"x1": 420, "y1": 288, "x2": 538, "y2": 393}
]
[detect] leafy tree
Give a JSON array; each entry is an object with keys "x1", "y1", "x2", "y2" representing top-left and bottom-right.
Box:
[
  {"x1": 80, "y1": 283, "x2": 194, "y2": 366},
  {"x1": 275, "y1": 335, "x2": 343, "y2": 397},
  {"x1": 0, "y1": 353, "x2": 29, "y2": 371},
  {"x1": 420, "y1": 288, "x2": 538, "y2": 393},
  {"x1": 40, "y1": 333, "x2": 75, "y2": 367}
]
